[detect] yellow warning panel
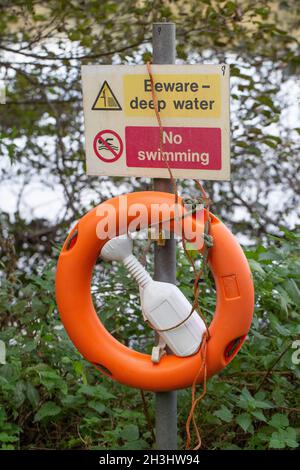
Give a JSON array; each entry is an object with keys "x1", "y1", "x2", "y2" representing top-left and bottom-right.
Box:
[
  {"x1": 92, "y1": 80, "x2": 122, "y2": 110},
  {"x1": 123, "y1": 74, "x2": 220, "y2": 118}
]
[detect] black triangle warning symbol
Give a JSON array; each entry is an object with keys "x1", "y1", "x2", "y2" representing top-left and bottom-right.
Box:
[{"x1": 92, "y1": 81, "x2": 122, "y2": 111}]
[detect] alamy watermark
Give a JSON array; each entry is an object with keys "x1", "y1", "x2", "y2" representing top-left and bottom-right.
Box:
[{"x1": 95, "y1": 196, "x2": 205, "y2": 250}]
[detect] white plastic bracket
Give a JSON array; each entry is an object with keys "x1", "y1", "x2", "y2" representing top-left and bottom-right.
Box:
[{"x1": 151, "y1": 336, "x2": 167, "y2": 364}]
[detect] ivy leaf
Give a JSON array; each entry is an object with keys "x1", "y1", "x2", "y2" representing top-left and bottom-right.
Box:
[{"x1": 34, "y1": 402, "x2": 61, "y2": 422}]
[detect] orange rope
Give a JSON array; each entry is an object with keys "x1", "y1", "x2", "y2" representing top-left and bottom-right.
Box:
[
  {"x1": 146, "y1": 62, "x2": 178, "y2": 204},
  {"x1": 146, "y1": 61, "x2": 211, "y2": 450},
  {"x1": 185, "y1": 333, "x2": 208, "y2": 450}
]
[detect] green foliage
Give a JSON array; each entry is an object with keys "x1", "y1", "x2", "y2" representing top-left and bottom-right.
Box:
[
  {"x1": 0, "y1": 260, "x2": 151, "y2": 450},
  {"x1": 0, "y1": 232, "x2": 299, "y2": 450},
  {"x1": 176, "y1": 231, "x2": 300, "y2": 450}
]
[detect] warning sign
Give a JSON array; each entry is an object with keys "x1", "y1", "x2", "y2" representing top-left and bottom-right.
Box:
[
  {"x1": 93, "y1": 130, "x2": 123, "y2": 162},
  {"x1": 124, "y1": 74, "x2": 220, "y2": 118},
  {"x1": 92, "y1": 81, "x2": 121, "y2": 111},
  {"x1": 81, "y1": 64, "x2": 230, "y2": 180}
]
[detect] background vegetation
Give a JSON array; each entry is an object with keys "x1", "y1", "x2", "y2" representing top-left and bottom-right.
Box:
[{"x1": 0, "y1": 0, "x2": 299, "y2": 450}]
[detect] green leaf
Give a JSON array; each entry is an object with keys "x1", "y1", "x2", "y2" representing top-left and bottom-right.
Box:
[
  {"x1": 88, "y1": 401, "x2": 105, "y2": 415},
  {"x1": 61, "y1": 395, "x2": 85, "y2": 408},
  {"x1": 251, "y1": 410, "x2": 267, "y2": 422},
  {"x1": 269, "y1": 413, "x2": 289, "y2": 429},
  {"x1": 142, "y1": 51, "x2": 152, "y2": 63},
  {"x1": 269, "y1": 431, "x2": 285, "y2": 449},
  {"x1": 122, "y1": 438, "x2": 147, "y2": 450},
  {"x1": 14, "y1": 381, "x2": 26, "y2": 407},
  {"x1": 122, "y1": 424, "x2": 139, "y2": 442},
  {"x1": 285, "y1": 427, "x2": 298, "y2": 448},
  {"x1": 214, "y1": 406, "x2": 233, "y2": 423},
  {"x1": 247, "y1": 145, "x2": 262, "y2": 156},
  {"x1": 34, "y1": 402, "x2": 61, "y2": 422},
  {"x1": 276, "y1": 287, "x2": 292, "y2": 314},
  {"x1": 235, "y1": 140, "x2": 248, "y2": 148},
  {"x1": 274, "y1": 321, "x2": 291, "y2": 337},
  {"x1": 254, "y1": 399, "x2": 273, "y2": 409},
  {"x1": 26, "y1": 383, "x2": 40, "y2": 408},
  {"x1": 283, "y1": 279, "x2": 300, "y2": 305},
  {"x1": 236, "y1": 413, "x2": 252, "y2": 432},
  {"x1": 72, "y1": 361, "x2": 87, "y2": 384},
  {"x1": 248, "y1": 259, "x2": 265, "y2": 277},
  {"x1": 223, "y1": 1, "x2": 237, "y2": 15},
  {"x1": 269, "y1": 427, "x2": 298, "y2": 449},
  {"x1": 255, "y1": 7, "x2": 270, "y2": 18},
  {"x1": 0, "y1": 432, "x2": 19, "y2": 443},
  {"x1": 39, "y1": 369, "x2": 66, "y2": 393},
  {"x1": 78, "y1": 384, "x2": 116, "y2": 400}
]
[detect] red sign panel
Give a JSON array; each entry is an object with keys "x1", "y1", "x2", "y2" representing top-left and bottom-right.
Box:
[{"x1": 125, "y1": 126, "x2": 221, "y2": 170}]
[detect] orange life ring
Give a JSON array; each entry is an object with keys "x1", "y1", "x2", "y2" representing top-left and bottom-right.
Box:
[{"x1": 55, "y1": 191, "x2": 254, "y2": 391}]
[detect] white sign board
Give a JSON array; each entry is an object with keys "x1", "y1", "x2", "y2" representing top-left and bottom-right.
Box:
[{"x1": 81, "y1": 64, "x2": 230, "y2": 180}]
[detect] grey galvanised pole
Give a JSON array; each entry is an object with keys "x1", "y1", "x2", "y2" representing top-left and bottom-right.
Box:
[{"x1": 152, "y1": 21, "x2": 178, "y2": 451}]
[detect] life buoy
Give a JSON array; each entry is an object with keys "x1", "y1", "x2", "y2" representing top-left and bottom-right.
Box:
[{"x1": 55, "y1": 191, "x2": 254, "y2": 391}]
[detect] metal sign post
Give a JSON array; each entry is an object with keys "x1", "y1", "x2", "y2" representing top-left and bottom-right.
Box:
[{"x1": 152, "y1": 21, "x2": 178, "y2": 451}]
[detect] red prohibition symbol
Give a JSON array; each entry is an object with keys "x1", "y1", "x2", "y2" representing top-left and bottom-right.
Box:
[{"x1": 93, "y1": 129, "x2": 123, "y2": 163}]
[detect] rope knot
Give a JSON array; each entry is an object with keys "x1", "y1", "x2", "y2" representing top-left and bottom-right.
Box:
[{"x1": 183, "y1": 196, "x2": 211, "y2": 211}]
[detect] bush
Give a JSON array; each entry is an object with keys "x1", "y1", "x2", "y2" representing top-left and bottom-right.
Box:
[{"x1": 0, "y1": 231, "x2": 299, "y2": 449}]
